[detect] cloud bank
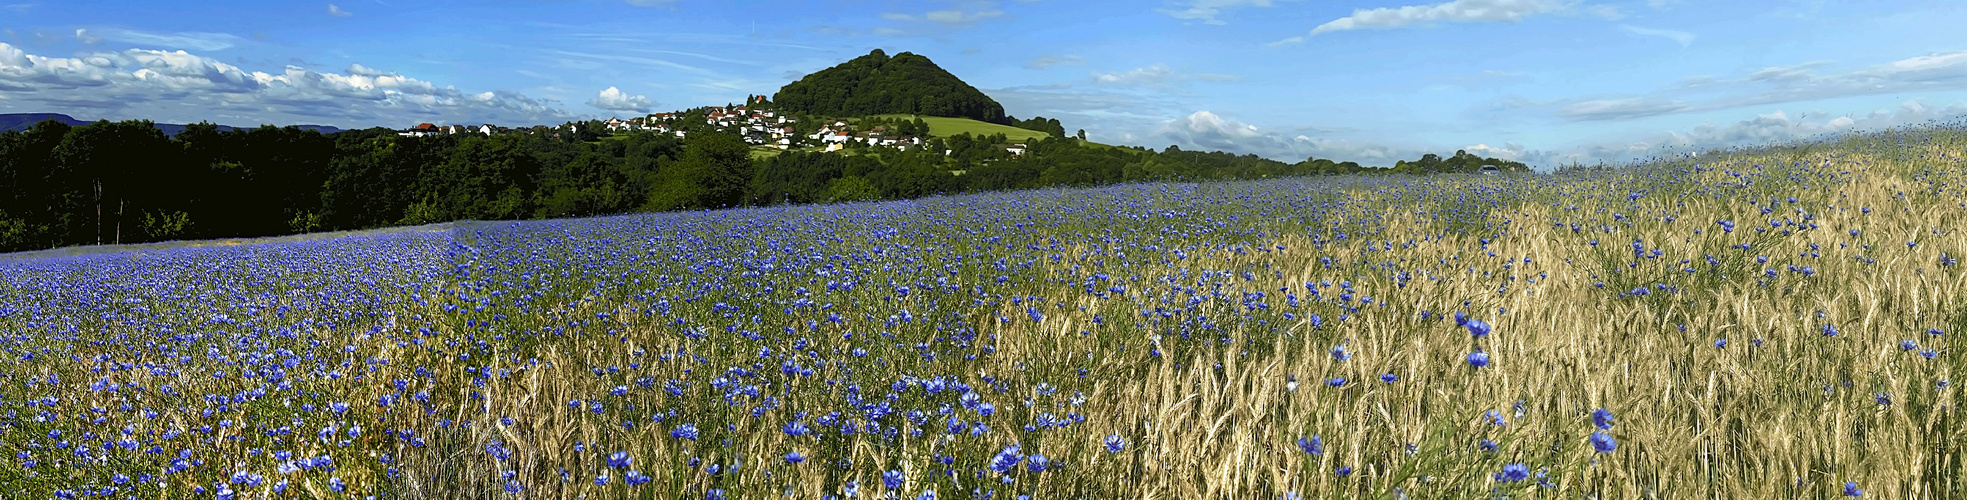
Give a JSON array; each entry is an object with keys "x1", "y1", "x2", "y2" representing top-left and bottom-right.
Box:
[{"x1": 0, "y1": 42, "x2": 574, "y2": 127}]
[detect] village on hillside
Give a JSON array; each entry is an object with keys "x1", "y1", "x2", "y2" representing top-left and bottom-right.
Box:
[{"x1": 396, "y1": 95, "x2": 1026, "y2": 157}]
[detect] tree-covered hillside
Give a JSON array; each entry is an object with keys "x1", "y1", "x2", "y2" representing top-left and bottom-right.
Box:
[{"x1": 772, "y1": 49, "x2": 1008, "y2": 124}]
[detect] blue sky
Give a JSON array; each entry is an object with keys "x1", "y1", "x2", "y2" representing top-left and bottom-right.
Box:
[{"x1": 3, "y1": 0, "x2": 1966, "y2": 167}]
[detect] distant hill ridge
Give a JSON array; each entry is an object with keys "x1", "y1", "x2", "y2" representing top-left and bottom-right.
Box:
[
  {"x1": 773, "y1": 49, "x2": 1009, "y2": 124},
  {"x1": 0, "y1": 113, "x2": 342, "y2": 137}
]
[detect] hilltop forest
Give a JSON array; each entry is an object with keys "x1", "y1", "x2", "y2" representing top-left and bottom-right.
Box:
[{"x1": 772, "y1": 49, "x2": 1010, "y2": 124}]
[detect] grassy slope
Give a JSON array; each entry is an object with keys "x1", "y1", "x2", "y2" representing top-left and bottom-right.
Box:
[{"x1": 868, "y1": 114, "x2": 1057, "y2": 144}]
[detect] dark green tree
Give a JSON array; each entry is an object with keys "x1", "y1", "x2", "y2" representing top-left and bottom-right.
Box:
[{"x1": 645, "y1": 132, "x2": 752, "y2": 211}]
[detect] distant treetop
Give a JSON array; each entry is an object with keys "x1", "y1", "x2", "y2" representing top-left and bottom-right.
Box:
[{"x1": 772, "y1": 49, "x2": 1008, "y2": 124}]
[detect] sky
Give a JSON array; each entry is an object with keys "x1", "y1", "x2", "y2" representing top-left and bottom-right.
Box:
[{"x1": 3, "y1": 0, "x2": 1966, "y2": 168}]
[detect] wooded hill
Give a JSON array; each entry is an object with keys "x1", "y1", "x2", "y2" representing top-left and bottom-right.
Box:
[{"x1": 772, "y1": 49, "x2": 1009, "y2": 124}]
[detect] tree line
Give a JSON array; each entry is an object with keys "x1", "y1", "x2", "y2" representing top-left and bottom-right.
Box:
[{"x1": 0, "y1": 118, "x2": 1527, "y2": 253}]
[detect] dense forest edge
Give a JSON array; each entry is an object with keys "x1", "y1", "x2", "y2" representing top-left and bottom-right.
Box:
[{"x1": 0, "y1": 116, "x2": 1530, "y2": 253}]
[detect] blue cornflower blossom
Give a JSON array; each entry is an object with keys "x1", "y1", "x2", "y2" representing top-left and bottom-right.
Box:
[
  {"x1": 1297, "y1": 436, "x2": 1323, "y2": 455},
  {"x1": 1496, "y1": 463, "x2": 1530, "y2": 483},
  {"x1": 1592, "y1": 408, "x2": 1615, "y2": 430},
  {"x1": 1590, "y1": 432, "x2": 1617, "y2": 453},
  {"x1": 784, "y1": 420, "x2": 811, "y2": 437},
  {"x1": 1468, "y1": 350, "x2": 1490, "y2": 368},
  {"x1": 1844, "y1": 482, "x2": 1862, "y2": 497},
  {"x1": 608, "y1": 451, "x2": 631, "y2": 469},
  {"x1": 988, "y1": 445, "x2": 1022, "y2": 474},
  {"x1": 1104, "y1": 435, "x2": 1127, "y2": 453},
  {"x1": 1380, "y1": 373, "x2": 1398, "y2": 383},
  {"x1": 672, "y1": 423, "x2": 700, "y2": 440}
]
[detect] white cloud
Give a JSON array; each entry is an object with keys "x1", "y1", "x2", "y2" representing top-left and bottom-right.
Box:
[
  {"x1": 1559, "y1": 97, "x2": 1691, "y2": 121},
  {"x1": 1026, "y1": 55, "x2": 1086, "y2": 69},
  {"x1": 1619, "y1": 25, "x2": 1693, "y2": 48},
  {"x1": 1462, "y1": 142, "x2": 1529, "y2": 160},
  {"x1": 1158, "y1": 0, "x2": 1273, "y2": 25},
  {"x1": 873, "y1": 1, "x2": 1015, "y2": 35},
  {"x1": 1745, "y1": 61, "x2": 1830, "y2": 82},
  {"x1": 0, "y1": 42, "x2": 573, "y2": 127},
  {"x1": 328, "y1": 3, "x2": 352, "y2": 17},
  {"x1": 588, "y1": 86, "x2": 656, "y2": 113},
  {"x1": 925, "y1": 8, "x2": 1003, "y2": 24},
  {"x1": 87, "y1": 28, "x2": 248, "y2": 51},
  {"x1": 1309, "y1": 0, "x2": 1600, "y2": 35},
  {"x1": 1092, "y1": 64, "x2": 1237, "y2": 86},
  {"x1": 1265, "y1": 36, "x2": 1305, "y2": 48},
  {"x1": 1094, "y1": 65, "x2": 1176, "y2": 85}
]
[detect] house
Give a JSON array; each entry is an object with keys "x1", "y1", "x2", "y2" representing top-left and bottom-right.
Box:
[
  {"x1": 398, "y1": 122, "x2": 441, "y2": 137},
  {"x1": 479, "y1": 124, "x2": 494, "y2": 136},
  {"x1": 1005, "y1": 144, "x2": 1027, "y2": 156}
]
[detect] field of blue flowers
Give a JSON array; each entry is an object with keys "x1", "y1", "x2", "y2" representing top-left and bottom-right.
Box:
[{"x1": 1, "y1": 126, "x2": 1961, "y2": 499}]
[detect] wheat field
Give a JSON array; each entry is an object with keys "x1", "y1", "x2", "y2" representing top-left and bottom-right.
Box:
[{"x1": 0, "y1": 126, "x2": 1961, "y2": 499}]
